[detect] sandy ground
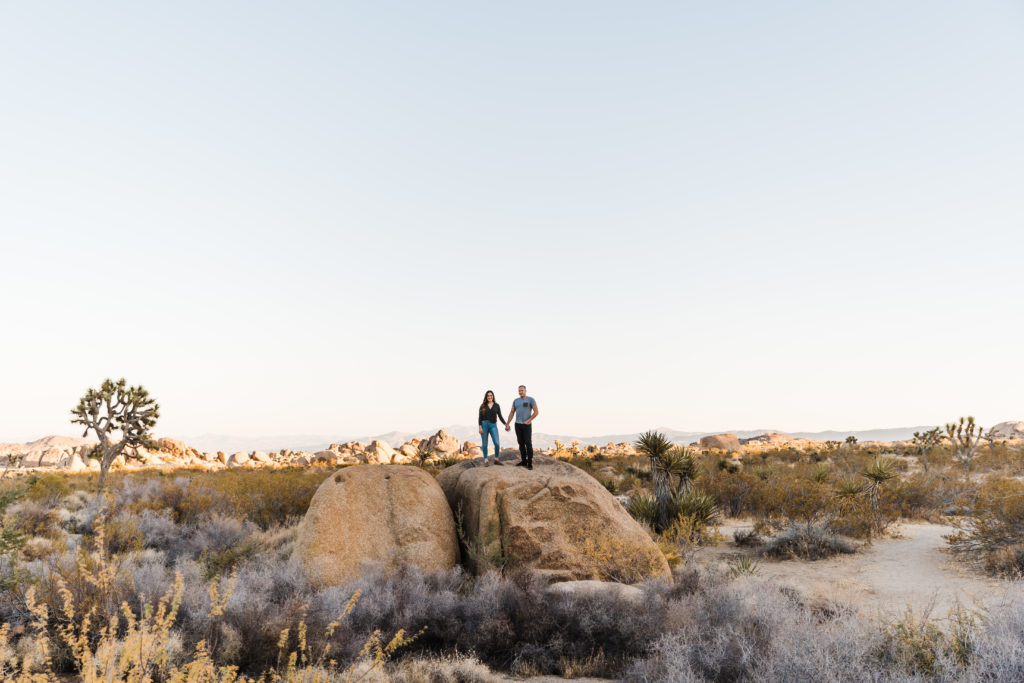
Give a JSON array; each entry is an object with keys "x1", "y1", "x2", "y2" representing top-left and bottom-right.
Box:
[{"x1": 699, "y1": 520, "x2": 1018, "y2": 618}]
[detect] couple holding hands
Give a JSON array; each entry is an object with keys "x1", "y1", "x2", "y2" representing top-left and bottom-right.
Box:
[{"x1": 477, "y1": 385, "x2": 539, "y2": 469}]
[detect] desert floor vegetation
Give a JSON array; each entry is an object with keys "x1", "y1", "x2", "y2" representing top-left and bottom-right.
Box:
[{"x1": 0, "y1": 443, "x2": 1022, "y2": 680}]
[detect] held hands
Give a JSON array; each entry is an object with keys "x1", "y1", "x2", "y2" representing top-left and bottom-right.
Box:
[{"x1": 505, "y1": 424, "x2": 511, "y2": 431}]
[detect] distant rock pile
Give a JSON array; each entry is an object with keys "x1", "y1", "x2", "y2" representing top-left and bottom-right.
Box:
[
  {"x1": 699, "y1": 433, "x2": 741, "y2": 451},
  {"x1": 991, "y1": 421, "x2": 1024, "y2": 439}
]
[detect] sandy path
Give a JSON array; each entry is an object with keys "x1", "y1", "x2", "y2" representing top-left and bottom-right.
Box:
[{"x1": 700, "y1": 521, "x2": 1016, "y2": 618}]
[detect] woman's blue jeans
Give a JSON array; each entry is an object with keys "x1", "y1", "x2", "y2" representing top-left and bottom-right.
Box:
[{"x1": 480, "y1": 421, "x2": 500, "y2": 460}]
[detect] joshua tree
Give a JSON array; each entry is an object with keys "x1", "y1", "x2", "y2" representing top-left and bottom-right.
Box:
[
  {"x1": 71, "y1": 378, "x2": 159, "y2": 487},
  {"x1": 911, "y1": 427, "x2": 942, "y2": 473},
  {"x1": 983, "y1": 426, "x2": 1001, "y2": 452},
  {"x1": 945, "y1": 416, "x2": 983, "y2": 479},
  {"x1": 635, "y1": 431, "x2": 675, "y2": 531}
]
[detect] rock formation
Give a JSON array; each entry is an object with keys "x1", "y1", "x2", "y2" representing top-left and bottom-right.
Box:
[
  {"x1": 293, "y1": 465, "x2": 458, "y2": 585},
  {"x1": 991, "y1": 421, "x2": 1024, "y2": 439},
  {"x1": 436, "y1": 454, "x2": 669, "y2": 582},
  {"x1": 699, "y1": 433, "x2": 741, "y2": 451}
]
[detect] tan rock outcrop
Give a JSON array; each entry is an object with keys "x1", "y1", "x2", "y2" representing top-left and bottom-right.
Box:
[
  {"x1": 421, "y1": 429, "x2": 461, "y2": 456},
  {"x1": 699, "y1": 433, "x2": 741, "y2": 451},
  {"x1": 436, "y1": 455, "x2": 669, "y2": 581},
  {"x1": 363, "y1": 440, "x2": 398, "y2": 465},
  {"x1": 157, "y1": 438, "x2": 188, "y2": 457},
  {"x1": 228, "y1": 451, "x2": 250, "y2": 468},
  {"x1": 991, "y1": 421, "x2": 1024, "y2": 439},
  {"x1": 294, "y1": 465, "x2": 458, "y2": 585}
]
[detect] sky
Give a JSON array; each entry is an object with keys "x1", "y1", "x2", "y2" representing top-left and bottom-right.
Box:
[{"x1": 1, "y1": 1, "x2": 1022, "y2": 442}]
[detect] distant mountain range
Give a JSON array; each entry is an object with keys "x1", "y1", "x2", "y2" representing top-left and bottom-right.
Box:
[{"x1": 181, "y1": 425, "x2": 940, "y2": 454}]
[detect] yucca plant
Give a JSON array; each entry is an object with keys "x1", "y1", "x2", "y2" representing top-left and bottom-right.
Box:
[
  {"x1": 626, "y1": 492, "x2": 658, "y2": 528},
  {"x1": 669, "y1": 489, "x2": 721, "y2": 528},
  {"x1": 635, "y1": 431, "x2": 675, "y2": 530},
  {"x1": 660, "y1": 448, "x2": 699, "y2": 493},
  {"x1": 860, "y1": 457, "x2": 899, "y2": 537},
  {"x1": 729, "y1": 557, "x2": 760, "y2": 577}
]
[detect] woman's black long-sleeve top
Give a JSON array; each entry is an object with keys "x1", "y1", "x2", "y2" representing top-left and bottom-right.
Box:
[{"x1": 479, "y1": 403, "x2": 507, "y2": 426}]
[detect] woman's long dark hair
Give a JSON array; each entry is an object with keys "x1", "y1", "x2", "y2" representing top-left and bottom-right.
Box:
[{"x1": 479, "y1": 390, "x2": 495, "y2": 416}]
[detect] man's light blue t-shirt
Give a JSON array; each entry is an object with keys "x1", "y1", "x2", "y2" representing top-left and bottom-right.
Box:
[{"x1": 512, "y1": 396, "x2": 537, "y2": 424}]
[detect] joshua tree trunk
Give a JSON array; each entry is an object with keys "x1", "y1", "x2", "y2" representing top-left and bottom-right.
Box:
[{"x1": 650, "y1": 457, "x2": 673, "y2": 530}]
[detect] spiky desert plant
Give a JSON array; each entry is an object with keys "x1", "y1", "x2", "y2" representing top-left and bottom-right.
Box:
[
  {"x1": 912, "y1": 427, "x2": 942, "y2": 473},
  {"x1": 811, "y1": 463, "x2": 831, "y2": 483},
  {"x1": 660, "y1": 448, "x2": 699, "y2": 494},
  {"x1": 946, "y1": 416, "x2": 983, "y2": 479},
  {"x1": 669, "y1": 489, "x2": 721, "y2": 528},
  {"x1": 626, "y1": 492, "x2": 658, "y2": 528},
  {"x1": 70, "y1": 378, "x2": 159, "y2": 488},
  {"x1": 634, "y1": 431, "x2": 675, "y2": 531},
  {"x1": 860, "y1": 457, "x2": 899, "y2": 537}
]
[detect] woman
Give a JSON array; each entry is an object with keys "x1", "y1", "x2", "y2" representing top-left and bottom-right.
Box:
[{"x1": 478, "y1": 390, "x2": 506, "y2": 465}]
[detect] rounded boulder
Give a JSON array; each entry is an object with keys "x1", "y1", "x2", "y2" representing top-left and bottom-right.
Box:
[
  {"x1": 294, "y1": 465, "x2": 459, "y2": 585},
  {"x1": 436, "y1": 455, "x2": 669, "y2": 582}
]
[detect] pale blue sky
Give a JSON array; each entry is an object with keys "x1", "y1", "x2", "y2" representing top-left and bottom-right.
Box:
[{"x1": 2, "y1": 1, "x2": 1022, "y2": 441}]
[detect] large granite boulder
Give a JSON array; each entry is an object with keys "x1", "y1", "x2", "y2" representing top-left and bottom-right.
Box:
[
  {"x1": 436, "y1": 455, "x2": 669, "y2": 582},
  {"x1": 294, "y1": 465, "x2": 459, "y2": 585},
  {"x1": 699, "y1": 433, "x2": 741, "y2": 451}
]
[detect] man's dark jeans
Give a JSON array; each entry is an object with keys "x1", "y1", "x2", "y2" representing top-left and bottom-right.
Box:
[{"x1": 514, "y1": 422, "x2": 534, "y2": 464}]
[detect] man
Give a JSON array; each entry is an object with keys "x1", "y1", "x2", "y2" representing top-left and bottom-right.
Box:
[{"x1": 505, "y1": 384, "x2": 539, "y2": 469}]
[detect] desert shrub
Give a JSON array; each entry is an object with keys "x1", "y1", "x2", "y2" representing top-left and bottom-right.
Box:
[
  {"x1": 103, "y1": 515, "x2": 144, "y2": 555},
  {"x1": 5, "y1": 501, "x2": 62, "y2": 540},
  {"x1": 624, "y1": 464, "x2": 651, "y2": 482},
  {"x1": 962, "y1": 594, "x2": 1024, "y2": 681},
  {"x1": 385, "y1": 653, "x2": 501, "y2": 682},
  {"x1": 134, "y1": 508, "x2": 181, "y2": 552},
  {"x1": 24, "y1": 473, "x2": 71, "y2": 505},
  {"x1": 947, "y1": 476, "x2": 1024, "y2": 577},
  {"x1": 700, "y1": 467, "x2": 759, "y2": 517},
  {"x1": 117, "y1": 469, "x2": 324, "y2": 530},
  {"x1": 188, "y1": 515, "x2": 263, "y2": 579},
  {"x1": 626, "y1": 492, "x2": 658, "y2": 528},
  {"x1": 762, "y1": 522, "x2": 856, "y2": 561},
  {"x1": 733, "y1": 529, "x2": 764, "y2": 547},
  {"x1": 625, "y1": 573, "x2": 881, "y2": 682},
  {"x1": 752, "y1": 473, "x2": 833, "y2": 529},
  {"x1": 874, "y1": 606, "x2": 975, "y2": 676},
  {"x1": 573, "y1": 531, "x2": 668, "y2": 583},
  {"x1": 716, "y1": 458, "x2": 740, "y2": 474}
]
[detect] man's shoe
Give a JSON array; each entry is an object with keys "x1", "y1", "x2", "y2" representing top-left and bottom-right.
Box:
[
  {"x1": 527, "y1": 463, "x2": 533, "y2": 470},
  {"x1": 515, "y1": 461, "x2": 527, "y2": 467}
]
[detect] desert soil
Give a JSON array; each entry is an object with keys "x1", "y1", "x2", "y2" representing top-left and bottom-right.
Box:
[{"x1": 700, "y1": 521, "x2": 1017, "y2": 618}]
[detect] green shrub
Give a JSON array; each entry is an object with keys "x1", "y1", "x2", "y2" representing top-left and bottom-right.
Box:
[
  {"x1": 762, "y1": 522, "x2": 855, "y2": 560},
  {"x1": 626, "y1": 493, "x2": 658, "y2": 528}
]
